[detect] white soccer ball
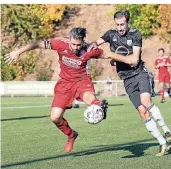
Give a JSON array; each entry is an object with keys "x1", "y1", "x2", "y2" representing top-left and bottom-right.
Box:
[{"x1": 84, "y1": 104, "x2": 104, "y2": 124}]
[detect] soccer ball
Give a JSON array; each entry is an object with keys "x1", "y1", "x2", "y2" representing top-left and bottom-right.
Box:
[{"x1": 84, "y1": 104, "x2": 104, "y2": 124}]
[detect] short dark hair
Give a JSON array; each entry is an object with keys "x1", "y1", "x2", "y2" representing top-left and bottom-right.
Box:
[
  {"x1": 158, "y1": 48, "x2": 165, "y2": 53},
  {"x1": 69, "y1": 27, "x2": 86, "y2": 41},
  {"x1": 114, "y1": 10, "x2": 130, "y2": 23}
]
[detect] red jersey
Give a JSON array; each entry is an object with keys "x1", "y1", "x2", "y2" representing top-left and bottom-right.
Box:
[
  {"x1": 155, "y1": 56, "x2": 171, "y2": 75},
  {"x1": 49, "y1": 39, "x2": 104, "y2": 81}
]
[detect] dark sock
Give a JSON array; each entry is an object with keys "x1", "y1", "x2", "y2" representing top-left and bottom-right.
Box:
[{"x1": 56, "y1": 118, "x2": 74, "y2": 138}]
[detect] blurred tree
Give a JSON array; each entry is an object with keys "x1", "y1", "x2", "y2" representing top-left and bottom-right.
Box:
[
  {"x1": 154, "y1": 5, "x2": 171, "y2": 44},
  {"x1": 1, "y1": 4, "x2": 73, "y2": 44},
  {"x1": 1, "y1": 4, "x2": 74, "y2": 81}
]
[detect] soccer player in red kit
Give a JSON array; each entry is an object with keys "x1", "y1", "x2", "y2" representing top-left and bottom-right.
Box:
[
  {"x1": 5, "y1": 27, "x2": 108, "y2": 153},
  {"x1": 155, "y1": 48, "x2": 171, "y2": 103}
]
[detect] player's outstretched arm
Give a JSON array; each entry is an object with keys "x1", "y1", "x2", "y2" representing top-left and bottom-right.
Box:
[
  {"x1": 4, "y1": 41, "x2": 44, "y2": 65},
  {"x1": 87, "y1": 38, "x2": 106, "y2": 52}
]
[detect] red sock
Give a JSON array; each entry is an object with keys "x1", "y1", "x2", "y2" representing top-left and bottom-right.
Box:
[
  {"x1": 160, "y1": 89, "x2": 164, "y2": 100},
  {"x1": 91, "y1": 99, "x2": 101, "y2": 106},
  {"x1": 56, "y1": 118, "x2": 74, "y2": 138}
]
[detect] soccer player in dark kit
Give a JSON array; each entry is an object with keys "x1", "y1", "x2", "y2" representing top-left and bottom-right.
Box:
[{"x1": 88, "y1": 10, "x2": 171, "y2": 156}]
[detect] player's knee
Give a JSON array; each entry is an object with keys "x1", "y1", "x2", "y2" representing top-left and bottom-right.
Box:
[
  {"x1": 50, "y1": 108, "x2": 63, "y2": 124},
  {"x1": 141, "y1": 98, "x2": 151, "y2": 108},
  {"x1": 50, "y1": 113, "x2": 60, "y2": 124},
  {"x1": 166, "y1": 83, "x2": 170, "y2": 88},
  {"x1": 140, "y1": 93, "x2": 151, "y2": 108},
  {"x1": 159, "y1": 83, "x2": 164, "y2": 90},
  {"x1": 50, "y1": 117, "x2": 58, "y2": 124},
  {"x1": 137, "y1": 105, "x2": 150, "y2": 120},
  {"x1": 142, "y1": 102, "x2": 151, "y2": 109}
]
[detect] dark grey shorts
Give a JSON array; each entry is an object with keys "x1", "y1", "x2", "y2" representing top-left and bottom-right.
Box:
[{"x1": 124, "y1": 70, "x2": 152, "y2": 109}]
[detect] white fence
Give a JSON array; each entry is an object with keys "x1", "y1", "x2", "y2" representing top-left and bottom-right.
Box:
[
  {"x1": 0, "y1": 81, "x2": 55, "y2": 97},
  {"x1": 0, "y1": 80, "x2": 163, "y2": 97}
]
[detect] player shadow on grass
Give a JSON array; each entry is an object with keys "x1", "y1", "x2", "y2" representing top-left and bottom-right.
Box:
[
  {"x1": 77, "y1": 141, "x2": 171, "y2": 158},
  {"x1": 1, "y1": 115, "x2": 49, "y2": 122},
  {"x1": 73, "y1": 142, "x2": 161, "y2": 158},
  {"x1": 3, "y1": 138, "x2": 170, "y2": 168}
]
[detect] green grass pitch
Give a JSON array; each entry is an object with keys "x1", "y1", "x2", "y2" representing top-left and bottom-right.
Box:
[{"x1": 1, "y1": 96, "x2": 171, "y2": 169}]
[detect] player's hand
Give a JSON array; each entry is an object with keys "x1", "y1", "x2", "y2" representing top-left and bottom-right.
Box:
[
  {"x1": 87, "y1": 42, "x2": 98, "y2": 52},
  {"x1": 4, "y1": 51, "x2": 21, "y2": 65}
]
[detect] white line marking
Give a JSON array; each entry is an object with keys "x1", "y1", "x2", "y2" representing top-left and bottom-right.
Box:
[
  {"x1": 1, "y1": 97, "x2": 130, "y2": 110},
  {"x1": 1, "y1": 105, "x2": 50, "y2": 109},
  {"x1": 1, "y1": 101, "x2": 50, "y2": 105}
]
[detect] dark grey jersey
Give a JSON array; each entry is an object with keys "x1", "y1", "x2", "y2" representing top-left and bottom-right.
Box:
[{"x1": 101, "y1": 28, "x2": 144, "y2": 80}]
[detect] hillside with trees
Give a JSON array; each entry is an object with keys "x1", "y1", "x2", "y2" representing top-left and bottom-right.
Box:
[{"x1": 1, "y1": 4, "x2": 171, "y2": 81}]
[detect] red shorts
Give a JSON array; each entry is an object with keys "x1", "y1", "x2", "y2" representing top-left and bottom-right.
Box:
[
  {"x1": 158, "y1": 74, "x2": 170, "y2": 84},
  {"x1": 52, "y1": 78, "x2": 95, "y2": 109}
]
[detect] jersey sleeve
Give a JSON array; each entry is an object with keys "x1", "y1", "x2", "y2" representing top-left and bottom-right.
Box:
[
  {"x1": 132, "y1": 30, "x2": 142, "y2": 47},
  {"x1": 155, "y1": 59, "x2": 158, "y2": 66},
  {"x1": 44, "y1": 39, "x2": 61, "y2": 51},
  {"x1": 101, "y1": 29, "x2": 113, "y2": 42},
  {"x1": 85, "y1": 48, "x2": 104, "y2": 59}
]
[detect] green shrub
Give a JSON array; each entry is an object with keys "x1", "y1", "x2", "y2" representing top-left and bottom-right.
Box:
[
  {"x1": 1, "y1": 4, "x2": 74, "y2": 81},
  {"x1": 36, "y1": 68, "x2": 51, "y2": 81}
]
